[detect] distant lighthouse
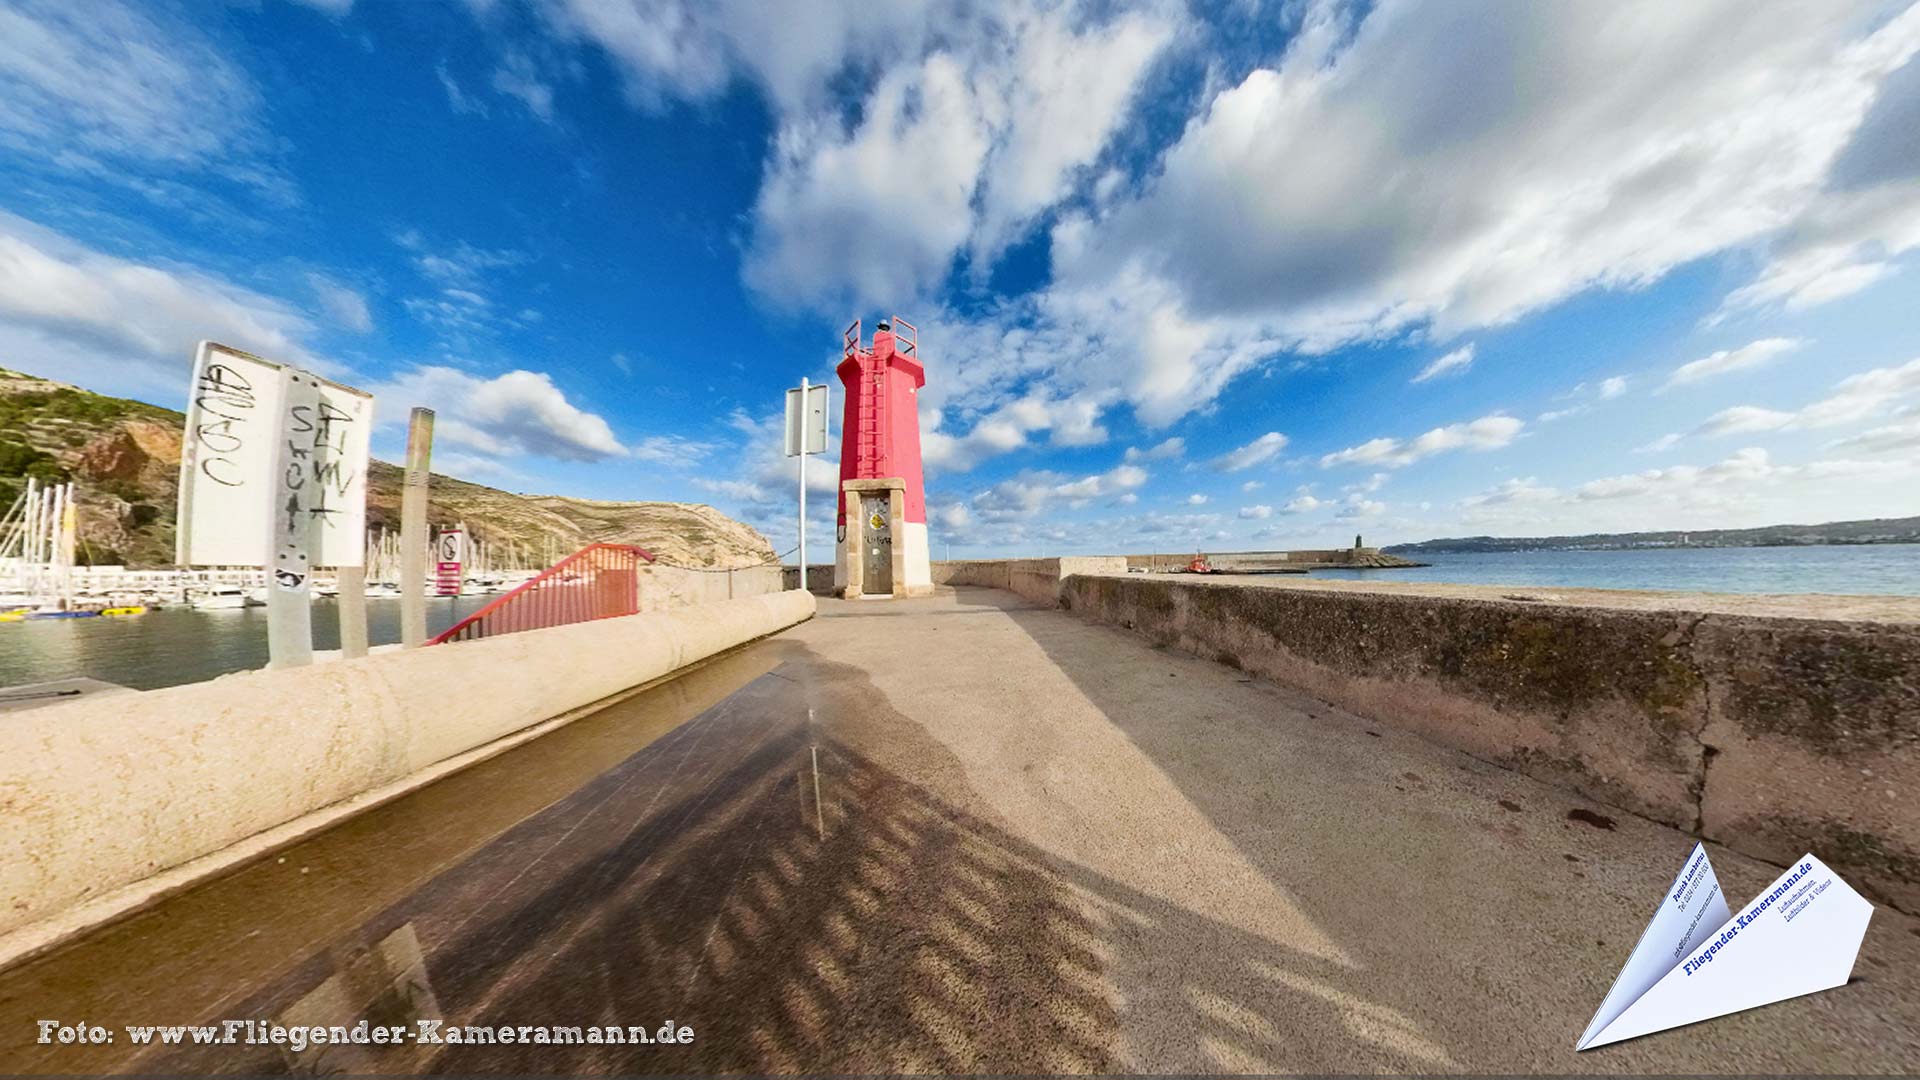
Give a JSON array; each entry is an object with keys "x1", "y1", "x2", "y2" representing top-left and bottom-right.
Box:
[{"x1": 835, "y1": 317, "x2": 932, "y2": 598}]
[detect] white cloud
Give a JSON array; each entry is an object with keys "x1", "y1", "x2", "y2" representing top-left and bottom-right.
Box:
[
  {"x1": 1187, "y1": 493, "x2": 1208, "y2": 505},
  {"x1": 921, "y1": 391, "x2": 1114, "y2": 472},
  {"x1": 1665, "y1": 337, "x2": 1805, "y2": 388},
  {"x1": 396, "y1": 230, "x2": 523, "y2": 288},
  {"x1": 1540, "y1": 375, "x2": 1632, "y2": 421},
  {"x1": 1720, "y1": 181, "x2": 1920, "y2": 315},
  {"x1": 1334, "y1": 495, "x2": 1386, "y2": 520},
  {"x1": 692, "y1": 407, "x2": 843, "y2": 546},
  {"x1": 1124, "y1": 436, "x2": 1185, "y2": 462},
  {"x1": 308, "y1": 273, "x2": 373, "y2": 333},
  {"x1": 1454, "y1": 445, "x2": 1920, "y2": 535},
  {"x1": 0, "y1": 0, "x2": 284, "y2": 196},
  {"x1": 1461, "y1": 477, "x2": 1559, "y2": 507},
  {"x1": 492, "y1": 52, "x2": 557, "y2": 122},
  {"x1": 1238, "y1": 504, "x2": 1272, "y2": 519},
  {"x1": 1698, "y1": 356, "x2": 1920, "y2": 434},
  {"x1": 1410, "y1": 344, "x2": 1474, "y2": 384},
  {"x1": 727, "y1": 3, "x2": 1178, "y2": 309},
  {"x1": 1029, "y1": 0, "x2": 1920, "y2": 430},
  {"x1": 1635, "y1": 433, "x2": 1684, "y2": 454},
  {"x1": 865, "y1": 3, "x2": 1917, "y2": 446},
  {"x1": 437, "y1": 62, "x2": 488, "y2": 116},
  {"x1": 1211, "y1": 431, "x2": 1288, "y2": 471},
  {"x1": 369, "y1": 367, "x2": 629, "y2": 462},
  {"x1": 0, "y1": 212, "x2": 319, "y2": 391},
  {"x1": 1697, "y1": 405, "x2": 1796, "y2": 435},
  {"x1": 1320, "y1": 414, "x2": 1523, "y2": 469},
  {"x1": 1240, "y1": 479, "x2": 1263, "y2": 492},
  {"x1": 1830, "y1": 418, "x2": 1920, "y2": 453},
  {"x1": 631, "y1": 434, "x2": 718, "y2": 464},
  {"x1": 1283, "y1": 495, "x2": 1324, "y2": 514},
  {"x1": 967, "y1": 461, "x2": 1150, "y2": 522}
]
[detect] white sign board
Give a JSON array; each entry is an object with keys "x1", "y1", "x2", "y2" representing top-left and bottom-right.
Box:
[
  {"x1": 294, "y1": 375, "x2": 374, "y2": 567},
  {"x1": 177, "y1": 343, "x2": 289, "y2": 566},
  {"x1": 1577, "y1": 844, "x2": 1872, "y2": 1049},
  {"x1": 784, "y1": 382, "x2": 829, "y2": 457},
  {"x1": 178, "y1": 342, "x2": 373, "y2": 568},
  {"x1": 435, "y1": 528, "x2": 464, "y2": 596}
]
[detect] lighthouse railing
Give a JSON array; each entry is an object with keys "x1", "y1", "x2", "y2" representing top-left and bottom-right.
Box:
[
  {"x1": 430, "y1": 542, "x2": 656, "y2": 644},
  {"x1": 890, "y1": 316, "x2": 918, "y2": 355}
]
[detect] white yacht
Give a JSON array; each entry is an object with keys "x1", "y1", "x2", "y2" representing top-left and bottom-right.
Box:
[{"x1": 191, "y1": 588, "x2": 258, "y2": 610}]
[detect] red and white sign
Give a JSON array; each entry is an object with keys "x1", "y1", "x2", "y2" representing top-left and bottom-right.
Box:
[{"x1": 435, "y1": 529, "x2": 464, "y2": 596}]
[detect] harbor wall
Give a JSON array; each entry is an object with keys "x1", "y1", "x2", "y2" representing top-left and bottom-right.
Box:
[
  {"x1": 637, "y1": 562, "x2": 785, "y2": 610},
  {"x1": 781, "y1": 565, "x2": 839, "y2": 595},
  {"x1": 921, "y1": 558, "x2": 1918, "y2": 914},
  {"x1": 0, "y1": 589, "x2": 815, "y2": 962},
  {"x1": 1120, "y1": 548, "x2": 1417, "y2": 571},
  {"x1": 933, "y1": 557, "x2": 1129, "y2": 607},
  {"x1": 1054, "y1": 573, "x2": 1920, "y2": 915}
]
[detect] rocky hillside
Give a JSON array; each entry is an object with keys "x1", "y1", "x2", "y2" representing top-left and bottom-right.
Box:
[{"x1": 0, "y1": 368, "x2": 776, "y2": 570}]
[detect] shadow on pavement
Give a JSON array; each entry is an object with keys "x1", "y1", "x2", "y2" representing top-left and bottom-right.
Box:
[{"x1": 0, "y1": 626, "x2": 1463, "y2": 1075}]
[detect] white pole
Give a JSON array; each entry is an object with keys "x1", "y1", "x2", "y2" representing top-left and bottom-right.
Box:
[
  {"x1": 24, "y1": 477, "x2": 40, "y2": 565},
  {"x1": 798, "y1": 376, "x2": 808, "y2": 593}
]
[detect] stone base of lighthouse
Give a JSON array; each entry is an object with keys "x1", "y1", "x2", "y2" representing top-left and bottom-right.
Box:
[{"x1": 835, "y1": 477, "x2": 933, "y2": 599}]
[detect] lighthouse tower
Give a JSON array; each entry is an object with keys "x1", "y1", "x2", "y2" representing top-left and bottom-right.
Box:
[{"x1": 835, "y1": 317, "x2": 932, "y2": 598}]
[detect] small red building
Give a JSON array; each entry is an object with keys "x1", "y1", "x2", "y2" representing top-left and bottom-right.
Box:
[{"x1": 834, "y1": 317, "x2": 932, "y2": 597}]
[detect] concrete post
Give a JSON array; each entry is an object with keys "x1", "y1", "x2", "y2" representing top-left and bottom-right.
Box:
[
  {"x1": 400, "y1": 408, "x2": 433, "y2": 649},
  {"x1": 336, "y1": 565, "x2": 368, "y2": 659},
  {"x1": 266, "y1": 370, "x2": 316, "y2": 668}
]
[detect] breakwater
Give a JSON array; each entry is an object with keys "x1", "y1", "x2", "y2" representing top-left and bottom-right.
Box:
[{"x1": 929, "y1": 560, "x2": 1920, "y2": 916}]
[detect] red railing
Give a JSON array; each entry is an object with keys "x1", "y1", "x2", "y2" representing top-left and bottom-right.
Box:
[{"x1": 431, "y1": 543, "x2": 656, "y2": 644}]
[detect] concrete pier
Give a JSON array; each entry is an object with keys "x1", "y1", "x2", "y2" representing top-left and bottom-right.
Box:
[{"x1": 0, "y1": 587, "x2": 1915, "y2": 1074}]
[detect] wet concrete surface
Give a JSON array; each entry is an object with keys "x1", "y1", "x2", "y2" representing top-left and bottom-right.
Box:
[{"x1": 2, "y1": 587, "x2": 1918, "y2": 1074}]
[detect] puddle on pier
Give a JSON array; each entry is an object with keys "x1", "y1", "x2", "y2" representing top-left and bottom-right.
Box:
[{"x1": 0, "y1": 640, "x2": 1118, "y2": 1075}]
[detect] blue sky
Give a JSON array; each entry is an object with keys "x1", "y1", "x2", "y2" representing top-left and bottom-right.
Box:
[{"x1": 2, "y1": 0, "x2": 1919, "y2": 557}]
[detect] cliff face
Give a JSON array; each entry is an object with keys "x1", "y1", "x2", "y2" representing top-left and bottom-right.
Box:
[{"x1": 0, "y1": 368, "x2": 776, "y2": 570}]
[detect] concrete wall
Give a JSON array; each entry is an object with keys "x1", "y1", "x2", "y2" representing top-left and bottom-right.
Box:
[
  {"x1": 782, "y1": 565, "x2": 837, "y2": 595},
  {"x1": 637, "y1": 563, "x2": 785, "y2": 611},
  {"x1": 1121, "y1": 549, "x2": 1386, "y2": 571},
  {"x1": 0, "y1": 590, "x2": 815, "y2": 953},
  {"x1": 933, "y1": 557, "x2": 1128, "y2": 607},
  {"x1": 1057, "y1": 574, "x2": 1920, "y2": 915}
]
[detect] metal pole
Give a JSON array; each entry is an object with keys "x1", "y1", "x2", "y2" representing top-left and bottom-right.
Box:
[
  {"x1": 400, "y1": 407, "x2": 434, "y2": 649},
  {"x1": 797, "y1": 376, "x2": 807, "y2": 594}
]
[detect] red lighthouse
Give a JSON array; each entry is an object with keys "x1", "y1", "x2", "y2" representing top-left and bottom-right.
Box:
[{"x1": 835, "y1": 317, "x2": 932, "y2": 598}]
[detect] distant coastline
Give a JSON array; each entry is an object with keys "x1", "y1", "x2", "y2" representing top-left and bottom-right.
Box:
[{"x1": 1386, "y1": 516, "x2": 1920, "y2": 555}]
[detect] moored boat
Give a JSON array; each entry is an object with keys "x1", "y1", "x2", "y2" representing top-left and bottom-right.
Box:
[{"x1": 191, "y1": 588, "x2": 259, "y2": 610}]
